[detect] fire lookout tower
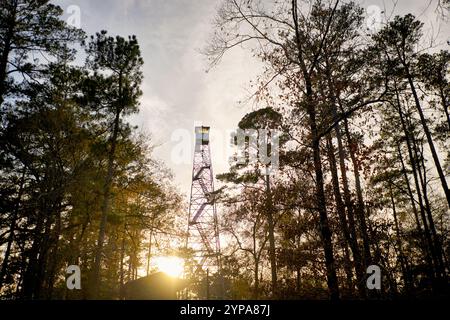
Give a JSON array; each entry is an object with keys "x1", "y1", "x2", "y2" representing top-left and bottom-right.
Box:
[{"x1": 186, "y1": 126, "x2": 223, "y2": 298}]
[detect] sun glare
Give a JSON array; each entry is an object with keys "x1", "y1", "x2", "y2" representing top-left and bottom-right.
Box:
[{"x1": 153, "y1": 256, "x2": 184, "y2": 278}]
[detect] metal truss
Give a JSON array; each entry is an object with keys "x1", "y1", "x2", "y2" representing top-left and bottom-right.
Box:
[{"x1": 186, "y1": 126, "x2": 222, "y2": 296}]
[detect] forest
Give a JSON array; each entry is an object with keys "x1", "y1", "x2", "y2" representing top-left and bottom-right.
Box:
[{"x1": 0, "y1": 0, "x2": 449, "y2": 300}]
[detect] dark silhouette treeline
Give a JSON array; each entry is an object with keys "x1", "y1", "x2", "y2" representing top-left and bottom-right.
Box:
[
  {"x1": 0, "y1": 0, "x2": 181, "y2": 299},
  {"x1": 208, "y1": 0, "x2": 449, "y2": 300},
  {"x1": 0, "y1": 0, "x2": 449, "y2": 300}
]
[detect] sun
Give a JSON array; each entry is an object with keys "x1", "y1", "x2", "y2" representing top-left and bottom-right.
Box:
[{"x1": 153, "y1": 256, "x2": 184, "y2": 278}]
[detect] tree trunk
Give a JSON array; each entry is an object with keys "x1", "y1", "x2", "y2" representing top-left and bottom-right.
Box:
[
  {"x1": 326, "y1": 134, "x2": 354, "y2": 293},
  {"x1": 397, "y1": 143, "x2": 423, "y2": 235},
  {"x1": 22, "y1": 204, "x2": 45, "y2": 299},
  {"x1": 0, "y1": 169, "x2": 25, "y2": 289},
  {"x1": 264, "y1": 168, "x2": 277, "y2": 297},
  {"x1": 146, "y1": 229, "x2": 153, "y2": 276},
  {"x1": 35, "y1": 201, "x2": 57, "y2": 299},
  {"x1": 439, "y1": 87, "x2": 450, "y2": 131},
  {"x1": 324, "y1": 53, "x2": 363, "y2": 297},
  {"x1": 44, "y1": 210, "x2": 62, "y2": 299},
  {"x1": 254, "y1": 257, "x2": 260, "y2": 299},
  {"x1": 308, "y1": 106, "x2": 340, "y2": 300},
  {"x1": 389, "y1": 185, "x2": 412, "y2": 294},
  {"x1": 343, "y1": 117, "x2": 372, "y2": 269},
  {"x1": 414, "y1": 140, "x2": 447, "y2": 281},
  {"x1": 92, "y1": 106, "x2": 122, "y2": 298},
  {"x1": 0, "y1": 1, "x2": 16, "y2": 106},
  {"x1": 119, "y1": 235, "x2": 126, "y2": 297},
  {"x1": 397, "y1": 100, "x2": 438, "y2": 287},
  {"x1": 405, "y1": 71, "x2": 450, "y2": 208},
  {"x1": 22, "y1": 174, "x2": 61, "y2": 299},
  {"x1": 291, "y1": 0, "x2": 339, "y2": 298},
  {"x1": 332, "y1": 107, "x2": 365, "y2": 298}
]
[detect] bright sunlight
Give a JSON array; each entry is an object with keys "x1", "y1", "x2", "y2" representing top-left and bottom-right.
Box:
[{"x1": 153, "y1": 256, "x2": 184, "y2": 278}]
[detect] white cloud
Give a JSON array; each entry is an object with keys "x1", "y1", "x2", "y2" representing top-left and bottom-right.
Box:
[{"x1": 53, "y1": 0, "x2": 450, "y2": 198}]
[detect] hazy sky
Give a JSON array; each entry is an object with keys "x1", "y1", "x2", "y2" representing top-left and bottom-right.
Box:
[{"x1": 53, "y1": 0, "x2": 449, "y2": 202}]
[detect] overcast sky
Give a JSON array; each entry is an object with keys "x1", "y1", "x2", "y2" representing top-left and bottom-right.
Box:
[{"x1": 53, "y1": 0, "x2": 449, "y2": 202}]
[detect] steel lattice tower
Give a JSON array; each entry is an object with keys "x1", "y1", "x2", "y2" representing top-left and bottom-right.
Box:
[{"x1": 186, "y1": 126, "x2": 222, "y2": 297}]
